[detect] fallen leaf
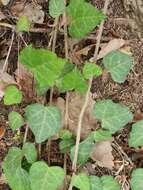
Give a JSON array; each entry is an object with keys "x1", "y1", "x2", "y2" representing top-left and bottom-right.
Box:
[
  {"x1": 0, "y1": 11, "x2": 6, "y2": 20},
  {"x1": 54, "y1": 92, "x2": 96, "y2": 139},
  {"x1": 1, "y1": 0, "x2": 10, "y2": 6},
  {"x1": 11, "y1": 3, "x2": 44, "y2": 24},
  {"x1": 15, "y1": 63, "x2": 35, "y2": 100},
  {"x1": 119, "y1": 45, "x2": 132, "y2": 55},
  {"x1": 0, "y1": 71, "x2": 16, "y2": 100},
  {"x1": 97, "y1": 39, "x2": 125, "y2": 60},
  {"x1": 0, "y1": 127, "x2": 5, "y2": 139},
  {"x1": 75, "y1": 44, "x2": 95, "y2": 56},
  {"x1": 90, "y1": 141, "x2": 114, "y2": 169}
]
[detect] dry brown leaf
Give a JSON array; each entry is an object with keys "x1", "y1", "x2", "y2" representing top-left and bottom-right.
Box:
[
  {"x1": 97, "y1": 38, "x2": 126, "y2": 60},
  {"x1": 0, "y1": 11, "x2": 6, "y2": 20},
  {"x1": 119, "y1": 45, "x2": 132, "y2": 55},
  {"x1": 0, "y1": 0, "x2": 10, "y2": 6},
  {"x1": 0, "y1": 127, "x2": 5, "y2": 139},
  {"x1": 0, "y1": 71, "x2": 16, "y2": 99},
  {"x1": 54, "y1": 92, "x2": 96, "y2": 139},
  {"x1": 11, "y1": 3, "x2": 44, "y2": 24},
  {"x1": 75, "y1": 44, "x2": 95, "y2": 56},
  {"x1": 90, "y1": 141, "x2": 114, "y2": 169},
  {"x1": 15, "y1": 64, "x2": 35, "y2": 99}
]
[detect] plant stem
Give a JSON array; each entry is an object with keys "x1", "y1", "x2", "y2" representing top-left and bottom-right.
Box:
[
  {"x1": 68, "y1": 0, "x2": 110, "y2": 189},
  {"x1": 63, "y1": 1, "x2": 69, "y2": 189},
  {"x1": 2, "y1": 32, "x2": 15, "y2": 73},
  {"x1": 23, "y1": 124, "x2": 29, "y2": 144}
]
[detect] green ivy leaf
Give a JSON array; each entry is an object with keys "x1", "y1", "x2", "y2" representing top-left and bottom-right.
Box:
[
  {"x1": 2, "y1": 147, "x2": 31, "y2": 190},
  {"x1": 93, "y1": 100, "x2": 133, "y2": 134},
  {"x1": 59, "y1": 129, "x2": 73, "y2": 140},
  {"x1": 20, "y1": 45, "x2": 55, "y2": 68},
  {"x1": 128, "y1": 120, "x2": 143, "y2": 147},
  {"x1": 89, "y1": 176, "x2": 103, "y2": 190},
  {"x1": 60, "y1": 67, "x2": 88, "y2": 93},
  {"x1": 16, "y1": 15, "x2": 31, "y2": 32},
  {"x1": 92, "y1": 129, "x2": 112, "y2": 142},
  {"x1": 8, "y1": 111, "x2": 24, "y2": 131},
  {"x1": 103, "y1": 51, "x2": 133, "y2": 83},
  {"x1": 30, "y1": 161, "x2": 64, "y2": 190},
  {"x1": 101, "y1": 176, "x2": 121, "y2": 190},
  {"x1": 67, "y1": 0, "x2": 105, "y2": 38},
  {"x1": 59, "y1": 138, "x2": 75, "y2": 153},
  {"x1": 70, "y1": 137, "x2": 93, "y2": 165},
  {"x1": 130, "y1": 169, "x2": 143, "y2": 190},
  {"x1": 22, "y1": 143, "x2": 37, "y2": 164},
  {"x1": 83, "y1": 62, "x2": 102, "y2": 79},
  {"x1": 20, "y1": 45, "x2": 66, "y2": 89},
  {"x1": 71, "y1": 173, "x2": 90, "y2": 190},
  {"x1": 4, "y1": 85, "x2": 22, "y2": 105},
  {"x1": 49, "y1": 0, "x2": 65, "y2": 18},
  {"x1": 25, "y1": 104, "x2": 62, "y2": 143}
]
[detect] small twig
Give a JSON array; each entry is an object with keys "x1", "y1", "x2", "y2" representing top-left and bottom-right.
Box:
[
  {"x1": 48, "y1": 16, "x2": 59, "y2": 165},
  {"x1": 23, "y1": 124, "x2": 29, "y2": 144},
  {"x1": 68, "y1": 0, "x2": 110, "y2": 189},
  {"x1": 2, "y1": 31, "x2": 15, "y2": 73},
  {"x1": 63, "y1": 1, "x2": 69, "y2": 189},
  {"x1": 92, "y1": 0, "x2": 110, "y2": 61},
  {"x1": 0, "y1": 22, "x2": 51, "y2": 33}
]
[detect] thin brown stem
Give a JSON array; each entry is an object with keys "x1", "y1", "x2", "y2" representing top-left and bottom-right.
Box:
[
  {"x1": 68, "y1": 0, "x2": 110, "y2": 189},
  {"x1": 2, "y1": 32, "x2": 15, "y2": 73},
  {"x1": 23, "y1": 124, "x2": 29, "y2": 144},
  {"x1": 63, "y1": 1, "x2": 69, "y2": 189}
]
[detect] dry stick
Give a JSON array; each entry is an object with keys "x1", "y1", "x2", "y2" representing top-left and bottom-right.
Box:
[
  {"x1": 63, "y1": 2, "x2": 70, "y2": 189},
  {"x1": 49, "y1": 16, "x2": 59, "y2": 105},
  {"x1": 2, "y1": 32, "x2": 15, "y2": 73},
  {"x1": 23, "y1": 124, "x2": 29, "y2": 144},
  {"x1": 47, "y1": 17, "x2": 59, "y2": 165},
  {"x1": 0, "y1": 22, "x2": 51, "y2": 33},
  {"x1": 68, "y1": 0, "x2": 110, "y2": 189}
]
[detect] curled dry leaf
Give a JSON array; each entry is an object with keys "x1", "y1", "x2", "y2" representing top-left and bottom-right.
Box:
[
  {"x1": 0, "y1": 11, "x2": 6, "y2": 20},
  {"x1": 90, "y1": 141, "x2": 114, "y2": 169},
  {"x1": 15, "y1": 63, "x2": 35, "y2": 100},
  {"x1": 0, "y1": 0, "x2": 10, "y2": 6},
  {"x1": 97, "y1": 38, "x2": 126, "y2": 60},
  {"x1": 54, "y1": 92, "x2": 96, "y2": 139},
  {"x1": 0, "y1": 71, "x2": 16, "y2": 100},
  {"x1": 0, "y1": 127, "x2": 6, "y2": 139},
  {"x1": 11, "y1": 3, "x2": 44, "y2": 24}
]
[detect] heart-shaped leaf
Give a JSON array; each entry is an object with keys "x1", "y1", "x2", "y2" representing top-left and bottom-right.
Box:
[
  {"x1": 128, "y1": 120, "x2": 143, "y2": 148},
  {"x1": 2, "y1": 147, "x2": 31, "y2": 190},
  {"x1": 103, "y1": 51, "x2": 133, "y2": 83},
  {"x1": 83, "y1": 62, "x2": 102, "y2": 79},
  {"x1": 49, "y1": 0, "x2": 65, "y2": 18},
  {"x1": 89, "y1": 176, "x2": 102, "y2": 190},
  {"x1": 70, "y1": 137, "x2": 93, "y2": 165},
  {"x1": 25, "y1": 104, "x2": 62, "y2": 143},
  {"x1": 130, "y1": 169, "x2": 143, "y2": 190},
  {"x1": 92, "y1": 129, "x2": 112, "y2": 142},
  {"x1": 67, "y1": 0, "x2": 105, "y2": 38},
  {"x1": 30, "y1": 161, "x2": 64, "y2": 190},
  {"x1": 93, "y1": 100, "x2": 133, "y2": 134},
  {"x1": 59, "y1": 67, "x2": 88, "y2": 94},
  {"x1": 22, "y1": 143, "x2": 37, "y2": 164},
  {"x1": 8, "y1": 111, "x2": 24, "y2": 131},
  {"x1": 71, "y1": 173, "x2": 90, "y2": 190},
  {"x1": 4, "y1": 85, "x2": 22, "y2": 105},
  {"x1": 20, "y1": 45, "x2": 66, "y2": 91},
  {"x1": 16, "y1": 15, "x2": 31, "y2": 32},
  {"x1": 101, "y1": 176, "x2": 120, "y2": 190}
]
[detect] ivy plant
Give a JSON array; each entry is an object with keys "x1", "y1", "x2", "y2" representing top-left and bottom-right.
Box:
[{"x1": 2, "y1": 0, "x2": 140, "y2": 190}]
